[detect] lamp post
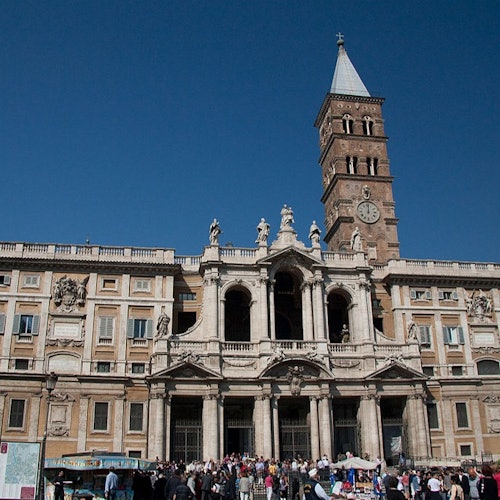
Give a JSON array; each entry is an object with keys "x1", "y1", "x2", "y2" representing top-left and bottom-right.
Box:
[{"x1": 37, "y1": 372, "x2": 58, "y2": 500}]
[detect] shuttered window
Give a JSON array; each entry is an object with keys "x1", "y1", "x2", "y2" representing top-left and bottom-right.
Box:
[
  {"x1": 13, "y1": 315, "x2": 40, "y2": 335},
  {"x1": 98, "y1": 316, "x2": 114, "y2": 339}
]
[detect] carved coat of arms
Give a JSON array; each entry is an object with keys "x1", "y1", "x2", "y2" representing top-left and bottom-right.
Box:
[{"x1": 53, "y1": 276, "x2": 89, "y2": 312}]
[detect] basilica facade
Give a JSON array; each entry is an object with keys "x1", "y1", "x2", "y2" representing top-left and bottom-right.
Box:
[{"x1": 0, "y1": 39, "x2": 499, "y2": 467}]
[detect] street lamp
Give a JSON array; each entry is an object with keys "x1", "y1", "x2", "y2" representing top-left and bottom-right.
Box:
[{"x1": 37, "y1": 372, "x2": 58, "y2": 500}]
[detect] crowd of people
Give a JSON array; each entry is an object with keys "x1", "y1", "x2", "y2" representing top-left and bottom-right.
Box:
[{"x1": 102, "y1": 455, "x2": 500, "y2": 500}]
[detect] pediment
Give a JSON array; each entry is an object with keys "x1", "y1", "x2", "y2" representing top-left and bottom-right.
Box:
[
  {"x1": 149, "y1": 361, "x2": 222, "y2": 381},
  {"x1": 366, "y1": 361, "x2": 427, "y2": 381},
  {"x1": 257, "y1": 247, "x2": 323, "y2": 269}
]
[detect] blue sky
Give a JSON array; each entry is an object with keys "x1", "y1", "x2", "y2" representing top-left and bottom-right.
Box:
[{"x1": 1, "y1": 1, "x2": 499, "y2": 262}]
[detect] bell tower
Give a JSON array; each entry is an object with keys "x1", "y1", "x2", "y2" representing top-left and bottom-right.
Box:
[{"x1": 314, "y1": 35, "x2": 399, "y2": 263}]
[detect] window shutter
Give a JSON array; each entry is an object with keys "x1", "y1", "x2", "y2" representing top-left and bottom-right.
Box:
[
  {"x1": 425, "y1": 290, "x2": 432, "y2": 300},
  {"x1": 452, "y1": 291, "x2": 458, "y2": 300},
  {"x1": 0, "y1": 314, "x2": 5, "y2": 334},
  {"x1": 442, "y1": 327, "x2": 450, "y2": 344},
  {"x1": 127, "y1": 319, "x2": 135, "y2": 339},
  {"x1": 145, "y1": 319, "x2": 153, "y2": 339},
  {"x1": 13, "y1": 314, "x2": 21, "y2": 334},
  {"x1": 419, "y1": 326, "x2": 431, "y2": 345},
  {"x1": 99, "y1": 317, "x2": 114, "y2": 338},
  {"x1": 3, "y1": 276, "x2": 11, "y2": 285},
  {"x1": 410, "y1": 290, "x2": 416, "y2": 299},
  {"x1": 438, "y1": 291, "x2": 444, "y2": 300},
  {"x1": 31, "y1": 315, "x2": 40, "y2": 335},
  {"x1": 458, "y1": 326, "x2": 465, "y2": 345}
]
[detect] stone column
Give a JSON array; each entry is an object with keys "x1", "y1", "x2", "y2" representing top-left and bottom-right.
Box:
[
  {"x1": 219, "y1": 396, "x2": 225, "y2": 461},
  {"x1": 406, "y1": 394, "x2": 429, "y2": 458},
  {"x1": 259, "y1": 276, "x2": 270, "y2": 339},
  {"x1": 302, "y1": 282, "x2": 314, "y2": 341},
  {"x1": 262, "y1": 394, "x2": 272, "y2": 459},
  {"x1": 359, "y1": 395, "x2": 381, "y2": 459},
  {"x1": 310, "y1": 396, "x2": 320, "y2": 460},
  {"x1": 165, "y1": 395, "x2": 172, "y2": 460},
  {"x1": 204, "y1": 274, "x2": 220, "y2": 338},
  {"x1": 269, "y1": 281, "x2": 276, "y2": 340},
  {"x1": 312, "y1": 277, "x2": 326, "y2": 340},
  {"x1": 272, "y1": 396, "x2": 280, "y2": 459},
  {"x1": 390, "y1": 284, "x2": 405, "y2": 342},
  {"x1": 318, "y1": 396, "x2": 332, "y2": 458},
  {"x1": 254, "y1": 396, "x2": 264, "y2": 456},
  {"x1": 358, "y1": 280, "x2": 373, "y2": 343},
  {"x1": 148, "y1": 388, "x2": 166, "y2": 460},
  {"x1": 203, "y1": 393, "x2": 219, "y2": 460}
]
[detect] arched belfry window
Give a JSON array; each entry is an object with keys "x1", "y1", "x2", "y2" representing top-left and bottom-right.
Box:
[
  {"x1": 342, "y1": 114, "x2": 354, "y2": 134},
  {"x1": 363, "y1": 116, "x2": 374, "y2": 135},
  {"x1": 346, "y1": 156, "x2": 358, "y2": 174},
  {"x1": 367, "y1": 157, "x2": 378, "y2": 176},
  {"x1": 327, "y1": 291, "x2": 350, "y2": 343},
  {"x1": 224, "y1": 288, "x2": 251, "y2": 342},
  {"x1": 274, "y1": 271, "x2": 303, "y2": 340}
]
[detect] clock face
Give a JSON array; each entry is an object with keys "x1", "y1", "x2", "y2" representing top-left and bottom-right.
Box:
[{"x1": 357, "y1": 201, "x2": 380, "y2": 223}]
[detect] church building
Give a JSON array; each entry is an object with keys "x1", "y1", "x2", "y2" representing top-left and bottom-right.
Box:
[{"x1": 0, "y1": 38, "x2": 499, "y2": 467}]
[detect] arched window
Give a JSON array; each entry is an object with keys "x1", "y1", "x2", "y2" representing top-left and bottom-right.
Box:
[
  {"x1": 224, "y1": 288, "x2": 251, "y2": 342},
  {"x1": 477, "y1": 359, "x2": 500, "y2": 375},
  {"x1": 363, "y1": 116, "x2": 374, "y2": 135},
  {"x1": 327, "y1": 291, "x2": 350, "y2": 343},
  {"x1": 274, "y1": 271, "x2": 303, "y2": 340},
  {"x1": 342, "y1": 114, "x2": 354, "y2": 134}
]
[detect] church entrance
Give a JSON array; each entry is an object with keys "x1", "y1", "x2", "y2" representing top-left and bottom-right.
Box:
[
  {"x1": 381, "y1": 397, "x2": 405, "y2": 466},
  {"x1": 224, "y1": 398, "x2": 254, "y2": 456},
  {"x1": 170, "y1": 396, "x2": 203, "y2": 462},
  {"x1": 279, "y1": 398, "x2": 310, "y2": 459}
]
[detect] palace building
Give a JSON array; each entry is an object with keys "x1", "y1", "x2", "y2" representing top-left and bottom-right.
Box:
[{"x1": 0, "y1": 38, "x2": 499, "y2": 467}]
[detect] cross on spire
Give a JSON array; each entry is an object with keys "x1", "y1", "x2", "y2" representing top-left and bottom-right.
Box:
[{"x1": 336, "y1": 32, "x2": 344, "y2": 42}]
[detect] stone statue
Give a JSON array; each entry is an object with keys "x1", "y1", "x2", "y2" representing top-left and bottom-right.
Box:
[
  {"x1": 156, "y1": 310, "x2": 170, "y2": 338},
  {"x1": 209, "y1": 219, "x2": 221, "y2": 245},
  {"x1": 280, "y1": 205, "x2": 294, "y2": 229},
  {"x1": 255, "y1": 218, "x2": 270, "y2": 245},
  {"x1": 362, "y1": 185, "x2": 371, "y2": 199},
  {"x1": 308, "y1": 220, "x2": 321, "y2": 245},
  {"x1": 341, "y1": 324, "x2": 350, "y2": 343},
  {"x1": 288, "y1": 365, "x2": 304, "y2": 396},
  {"x1": 351, "y1": 227, "x2": 362, "y2": 251},
  {"x1": 407, "y1": 319, "x2": 418, "y2": 340}
]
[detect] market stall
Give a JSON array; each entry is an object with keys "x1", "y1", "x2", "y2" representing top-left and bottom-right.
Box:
[
  {"x1": 329, "y1": 457, "x2": 379, "y2": 500},
  {"x1": 43, "y1": 453, "x2": 157, "y2": 500}
]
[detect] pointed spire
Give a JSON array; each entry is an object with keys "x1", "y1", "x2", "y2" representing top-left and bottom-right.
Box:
[{"x1": 330, "y1": 34, "x2": 370, "y2": 97}]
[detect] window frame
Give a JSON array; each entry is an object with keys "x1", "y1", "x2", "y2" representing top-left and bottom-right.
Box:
[
  {"x1": 129, "y1": 402, "x2": 144, "y2": 432},
  {"x1": 455, "y1": 402, "x2": 470, "y2": 429},
  {"x1": 8, "y1": 399, "x2": 26, "y2": 429},
  {"x1": 93, "y1": 402, "x2": 109, "y2": 432}
]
